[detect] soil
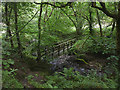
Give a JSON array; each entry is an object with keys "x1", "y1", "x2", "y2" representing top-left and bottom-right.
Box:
[{"x1": 10, "y1": 56, "x2": 50, "y2": 88}]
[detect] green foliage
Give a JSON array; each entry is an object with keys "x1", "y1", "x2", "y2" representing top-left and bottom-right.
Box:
[
  {"x1": 72, "y1": 36, "x2": 116, "y2": 54},
  {"x1": 2, "y1": 70, "x2": 23, "y2": 88},
  {"x1": 91, "y1": 37, "x2": 115, "y2": 54},
  {"x1": 3, "y1": 59, "x2": 14, "y2": 69},
  {"x1": 26, "y1": 75, "x2": 34, "y2": 81},
  {"x1": 2, "y1": 59, "x2": 23, "y2": 88},
  {"x1": 27, "y1": 68, "x2": 118, "y2": 88},
  {"x1": 2, "y1": 41, "x2": 11, "y2": 55},
  {"x1": 105, "y1": 55, "x2": 119, "y2": 80},
  {"x1": 2, "y1": 2, "x2": 119, "y2": 88}
]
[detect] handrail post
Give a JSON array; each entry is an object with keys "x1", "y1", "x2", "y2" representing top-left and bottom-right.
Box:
[
  {"x1": 67, "y1": 42, "x2": 69, "y2": 51},
  {"x1": 63, "y1": 44, "x2": 65, "y2": 54},
  {"x1": 58, "y1": 45, "x2": 60, "y2": 56},
  {"x1": 71, "y1": 40, "x2": 73, "y2": 48},
  {"x1": 52, "y1": 46, "x2": 54, "y2": 60}
]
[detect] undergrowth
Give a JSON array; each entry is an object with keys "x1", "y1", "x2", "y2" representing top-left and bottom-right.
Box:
[
  {"x1": 72, "y1": 36, "x2": 116, "y2": 55},
  {"x1": 26, "y1": 68, "x2": 118, "y2": 88},
  {"x1": 2, "y1": 58, "x2": 23, "y2": 88}
]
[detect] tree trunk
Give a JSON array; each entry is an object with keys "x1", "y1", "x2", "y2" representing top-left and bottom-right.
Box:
[
  {"x1": 71, "y1": 6, "x2": 82, "y2": 36},
  {"x1": 76, "y1": 26, "x2": 81, "y2": 36},
  {"x1": 36, "y1": 4, "x2": 43, "y2": 62},
  {"x1": 109, "y1": 3, "x2": 117, "y2": 37},
  {"x1": 116, "y1": 3, "x2": 120, "y2": 88},
  {"x1": 109, "y1": 20, "x2": 115, "y2": 37},
  {"x1": 116, "y1": 21, "x2": 120, "y2": 56},
  {"x1": 116, "y1": 3, "x2": 120, "y2": 56},
  {"x1": 5, "y1": 3, "x2": 14, "y2": 48},
  {"x1": 96, "y1": 9, "x2": 103, "y2": 37},
  {"x1": 14, "y1": 3, "x2": 22, "y2": 58},
  {"x1": 89, "y1": 8, "x2": 93, "y2": 36},
  {"x1": 76, "y1": 19, "x2": 81, "y2": 36}
]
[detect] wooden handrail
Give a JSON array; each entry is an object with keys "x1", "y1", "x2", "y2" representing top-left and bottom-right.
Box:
[{"x1": 36, "y1": 37, "x2": 77, "y2": 60}]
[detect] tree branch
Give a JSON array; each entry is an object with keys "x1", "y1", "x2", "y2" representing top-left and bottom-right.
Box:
[
  {"x1": 43, "y1": 5, "x2": 48, "y2": 22},
  {"x1": 34, "y1": 2, "x2": 72, "y2": 8},
  {"x1": 99, "y1": 2, "x2": 105, "y2": 8},
  {"x1": 45, "y1": 7, "x2": 54, "y2": 22},
  {"x1": 91, "y1": 2, "x2": 117, "y2": 19},
  {"x1": 61, "y1": 8, "x2": 77, "y2": 28},
  {"x1": 82, "y1": 15, "x2": 90, "y2": 23}
]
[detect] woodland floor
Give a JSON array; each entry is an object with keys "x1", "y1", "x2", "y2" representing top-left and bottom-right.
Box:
[{"x1": 10, "y1": 52, "x2": 114, "y2": 88}]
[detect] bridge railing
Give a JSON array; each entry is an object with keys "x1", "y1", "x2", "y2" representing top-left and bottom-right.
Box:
[{"x1": 40, "y1": 37, "x2": 77, "y2": 61}]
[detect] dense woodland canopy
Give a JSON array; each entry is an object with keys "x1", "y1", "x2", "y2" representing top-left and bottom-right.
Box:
[{"x1": 1, "y1": 1, "x2": 120, "y2": 88}]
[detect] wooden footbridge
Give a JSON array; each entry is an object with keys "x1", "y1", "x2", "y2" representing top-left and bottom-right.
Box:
[{"x1": 39, "y1": 37, "x2": 77, "y2": 61}]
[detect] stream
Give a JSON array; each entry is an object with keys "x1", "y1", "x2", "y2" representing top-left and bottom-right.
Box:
[{"x1": 49, "y1": 54, "x2": 113, "y2": 77}]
